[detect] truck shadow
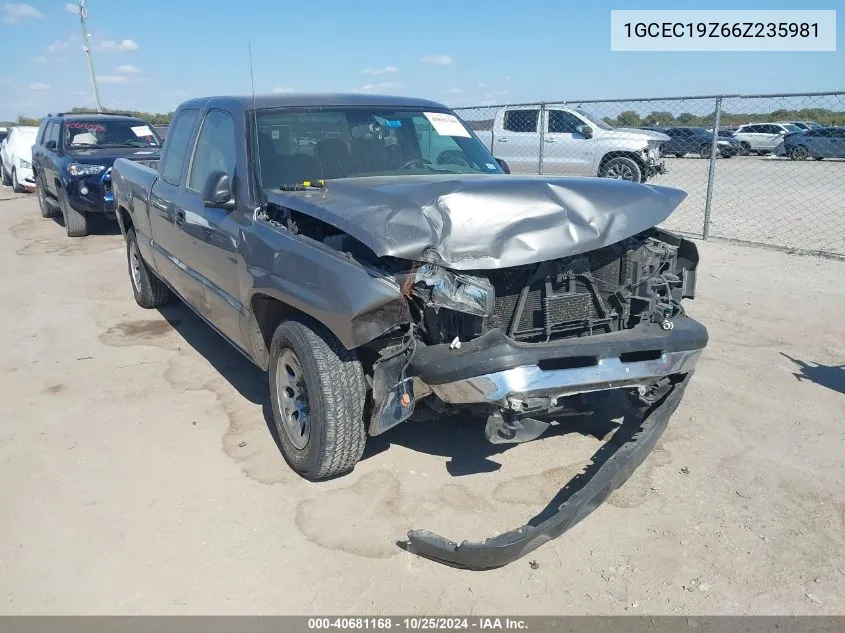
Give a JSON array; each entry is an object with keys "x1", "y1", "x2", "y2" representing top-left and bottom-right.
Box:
[
  {"x1": 155, "y1": 302, "x2": 635, "y2": 478},
  {"x1": 364, "y1": 395, "x2": 632, "y2": 477}
]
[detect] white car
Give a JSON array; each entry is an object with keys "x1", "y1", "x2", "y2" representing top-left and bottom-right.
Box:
[
  {"x1": 1, "y1": 125, "x2": 38, "y2": 192},
  {"x1": 732, "y1": 122, "x2": 802, "y2": 155}
]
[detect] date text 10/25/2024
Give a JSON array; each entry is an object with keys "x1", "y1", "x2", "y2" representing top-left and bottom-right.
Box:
[{"x1": 307, "y1": 618, "x2": 529, "y2": 630}]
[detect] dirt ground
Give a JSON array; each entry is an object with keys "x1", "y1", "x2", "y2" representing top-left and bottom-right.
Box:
[{"x1": 0, "y1": 189, "x2": 843, "y2": 615}]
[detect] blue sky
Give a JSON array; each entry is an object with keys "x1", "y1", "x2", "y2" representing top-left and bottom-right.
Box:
[{"x1": 0, "y1": 0, "x2": 841, "y2": 120}]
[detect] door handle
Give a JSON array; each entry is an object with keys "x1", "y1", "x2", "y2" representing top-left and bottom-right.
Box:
[
  {"x1": 175, "y1": 209, "x2": 186, "y2": 226},
  {"x1": 544, "y1": 138, "x2": 556, "y2": 143},
  {"x1": 497, "y1": 137, "x2": 509, "y2": 142}
]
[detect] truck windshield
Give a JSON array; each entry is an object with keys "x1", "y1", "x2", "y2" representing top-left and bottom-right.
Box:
[
  {"x1": 254, "y1": 107, "x2": 502, "y2": 190},
  {"x1": 573, "y1": 109, "x2": 615, "y2": 131},
  {"x1": 64, "y1": 119, "x2": 161, "y2": 149}
]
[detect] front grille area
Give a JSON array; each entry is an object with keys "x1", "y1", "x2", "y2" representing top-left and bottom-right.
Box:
[{"x1": 482, "y1": 240, "x2": 629, "y2": 342}]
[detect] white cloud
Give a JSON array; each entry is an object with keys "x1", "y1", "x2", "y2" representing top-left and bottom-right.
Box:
[
  {"x1": 505, "y1": 75, "x2": 512, "y2": 80},
  {"x1": 97, "y1": 75, "x2": 127, "y2": 84},
  {"x1": 46, "y1": 39, "x2": 70, "y2": 53},
  {"x1": 362, "y1": 65, "x2": 398, "y2": 75},
  {"x1": 117, "y1": 64, "x2": 140, "y2": 74},
  {"x1": 442, "y1": 87, "x2": 462, "y2": 95},
  {"x1": 272, "y1": 86, "x2": 297, "y2": 93},
  {"x1": 64, "y1": 2, "x2": 79, "y2": 14},
  {"x1": 477, "y1": 81, "x2": 487, "y2": 88},
  {"x1": 28, "y1": 82, "x2": 50, "y2": 91},
  {"x1": 3, "y1": 3, "x2": 42, "y2": 23},
  {"x1": 420, "y1": 54, "x2": 453, "y2": 66},
  {"x1": 357, "y1": 82, "x2": 399, "y2": 93},
  {"x1": 98, "y1": 39, "x2": 139, "y2": 52},
  {"x1": 31, "y1": 56, "x2": 47, "y2": 64}
]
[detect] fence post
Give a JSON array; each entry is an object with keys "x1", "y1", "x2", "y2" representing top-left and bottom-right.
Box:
[
  {"x1": 702, "y1": 96, "x2": 722, "y2": 240},
  {"x1": 538, "y1": 102, "x2": 546, "y2": 175}
]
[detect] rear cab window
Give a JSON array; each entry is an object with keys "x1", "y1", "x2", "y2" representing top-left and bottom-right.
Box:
[
  {"x1": 160, "y1": 109, "x2": 200, "y2": 186},
  {"x1": 503, "y1": 109, "x2": 539, "y2": 133}
]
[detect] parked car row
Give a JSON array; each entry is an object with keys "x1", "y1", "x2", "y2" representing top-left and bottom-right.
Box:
[
  {"x1": 641, "y1": 126, "x2": 742, "y2": 158},
  {"x1": 16, "y1": 111, "x2": 161, "y2": 236}
]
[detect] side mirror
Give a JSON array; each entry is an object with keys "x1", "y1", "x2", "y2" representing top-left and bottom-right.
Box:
[
  {"x1": 45, "y1": 140, "x2": 57, "y2": 150},
  {"x1": 576, "y1": 125, "x2": 593, "y2": 139},
  {"x1": 495, "y1": 158, "x2": 510, "y2": 174},
  {"x1": 202, "y1": 171, "x2": 236, "y2": 210}
]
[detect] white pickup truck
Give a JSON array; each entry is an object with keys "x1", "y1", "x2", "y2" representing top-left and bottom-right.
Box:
[{"x1": 471, "y1": 105, "x2": 669, "y2": 182}]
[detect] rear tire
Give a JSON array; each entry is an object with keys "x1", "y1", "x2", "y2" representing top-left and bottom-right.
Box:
[
  {"x1": 789, "y1": 145, "x2": 809, "y2": 161},
  {"x1": 36, "y1": 176, "x2": 58, "y2": 218},
  {"x1": 673, "y1": 153, "x2": 684, "y2": 158},
  {"x1": 813, "y1": 157, "x2": 824, "y2": 161},
  {"x1": 699, "y1": 144, "x2": 712, "y2": 159},
  {"x1": 269, "y1": 318, "x2": 366, "y2": 480},
  {"x1": 599, "y1": 156, "x2": 642, "y2": 182},
  {"x1": 126, "y1": 227, "x2": 170, "y2": 308},
  {"x1": 57, "y1": 186, "x2": 88, "y2": 237}
]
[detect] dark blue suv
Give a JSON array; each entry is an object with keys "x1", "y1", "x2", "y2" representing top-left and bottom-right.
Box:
[{"x1": 31, "y1": 112, "x2": 162, "y2": 237}]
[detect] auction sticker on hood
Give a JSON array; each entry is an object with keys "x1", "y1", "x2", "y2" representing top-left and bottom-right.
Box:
[
  {"x1": 423, "y1": 112, "x2": 470, "y2": 137},
  {"x1": 131, "y1": 125, "x2": 154, "y2": 137}
]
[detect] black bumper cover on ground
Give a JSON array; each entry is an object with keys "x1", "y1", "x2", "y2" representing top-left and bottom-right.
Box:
[{"x1": 403, "y1": 372, "x2": 692, "y2": 570}]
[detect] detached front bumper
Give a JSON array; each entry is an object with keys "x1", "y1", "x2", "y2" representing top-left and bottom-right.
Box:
[
  {"x1": 405, "y1": 372, "x2": 693, "y2": 569},
  {"x1": 397, "y1": 319, "x2": 706, "y2": 569}
]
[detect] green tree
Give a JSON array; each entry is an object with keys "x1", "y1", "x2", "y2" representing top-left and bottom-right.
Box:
[
  {"x1": 676, "y1": 112, "x2": 697, "y2": 125},
  {"x1": 616, "y1": 110, "x2": 642, "y2": 127}
]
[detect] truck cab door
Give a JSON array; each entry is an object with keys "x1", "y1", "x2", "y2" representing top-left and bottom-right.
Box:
[
  {"x1": 147, "y1": 108, "x2": 202, "y2": 306},
  {"x1": 543, "y1": 109, "x2": 597, "y2": 176},
  {"x1": 175, "y1": 109, "x2": 247, "y2": 348},
  {"x1": 495, "y1": 108, "x2": 541, "y2": 174}
]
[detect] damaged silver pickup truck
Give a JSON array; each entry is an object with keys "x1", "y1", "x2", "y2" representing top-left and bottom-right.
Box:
[{"x1": 111, "y1": 94, "x2": 708, "y2": 570}]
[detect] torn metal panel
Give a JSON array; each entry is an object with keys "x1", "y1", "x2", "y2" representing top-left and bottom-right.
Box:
[{"x1": 267, "y1": 175, "x2": 688, "y2": 270}]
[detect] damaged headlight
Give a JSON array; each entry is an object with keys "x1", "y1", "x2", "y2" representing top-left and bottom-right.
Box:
[{"x1": 413, "y1": 264, "x2": 493, "y2": 317}]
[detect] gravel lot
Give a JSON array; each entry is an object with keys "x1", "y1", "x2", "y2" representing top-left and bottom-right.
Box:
[{"x1": 1, "y1": 190, "x2": 843, "y2": 615}]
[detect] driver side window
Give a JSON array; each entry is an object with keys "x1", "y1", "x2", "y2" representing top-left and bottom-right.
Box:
[{"x1": 188, "y1": 110, "x2": 236, "y2": 192}]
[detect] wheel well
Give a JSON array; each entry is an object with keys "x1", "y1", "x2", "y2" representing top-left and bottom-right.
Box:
[
  {"x1": 598, "y1": 151, "x2": 647, "y2": 180},
  {"x1": 249, "y1": 294, "x2": 311, "y2": 370},
  {"x1": 599, "y1": 151, "x2": 646, "y2": 172},
  {"x1": 116, "y1": 205, "x2": 133, "y2": 236}
]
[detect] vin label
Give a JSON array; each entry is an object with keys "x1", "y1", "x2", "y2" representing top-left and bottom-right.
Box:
[{"x1": 611, "y1": 10, "x2": 836, "y2": 51}]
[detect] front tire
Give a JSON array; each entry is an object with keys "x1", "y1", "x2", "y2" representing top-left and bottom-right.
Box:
[
  {"x1": 740, "y1": 142, "x2": 751, "y2": 155},
  {"x1": 269, "y1": 318, "x2": 366, "y2": 480},
  {"x1": 599, "y1": 156, "x2": 642, "y2": 182},
  {"x1": 699, "y1": 144, "x2": 712, "y2": 159},
  {"x1": 789, "y1": 145, "x2": 809, "y2": 161},
  {"x1": 11, "y1": 168, "x2": 25, "y2": 193},
  {"x1": 57, "y1": 186, "x2": 88, "y2": 237},
  {"x1": 1, "y1": 164, "x2": 10, "y2": 186},
  {"x1": 126, "y1": 227, "x2": 170, "y2": 308}
]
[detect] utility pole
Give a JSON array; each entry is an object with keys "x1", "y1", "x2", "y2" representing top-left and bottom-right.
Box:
[{"x1": 78, "y1": 0, "x2": 103, "y2": 112}]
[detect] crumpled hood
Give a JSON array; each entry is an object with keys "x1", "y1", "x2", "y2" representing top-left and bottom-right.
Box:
[{"x1": 267, "y1": 174, "x2": 688, "y2": 270}]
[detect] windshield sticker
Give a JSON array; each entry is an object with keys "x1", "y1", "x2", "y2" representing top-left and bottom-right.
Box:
[
  {"x1": 67, "y1": 122, "x2": 106, "y2": 131},
  {"x1": 382, "y1": 119, "x2": 402, "y2": 128},
  {"x1": 131, "y1": 125, "x2": 154, "y2": 137},
  {"x1": 485, "y1": 162, "x2": 497, "y2": 170},
  {"x1": 423, "y1": 112, "x2": 470, "y2": 137}
]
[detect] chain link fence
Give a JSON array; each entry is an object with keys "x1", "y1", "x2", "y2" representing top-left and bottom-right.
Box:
[{"x1": 454, "y1": 91, "x2": 845, "y2": 257}]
